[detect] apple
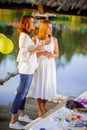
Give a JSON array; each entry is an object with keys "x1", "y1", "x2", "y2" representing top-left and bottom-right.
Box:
[{"x1": 0, "y1": 36, "x2": 14, "y2": 54}]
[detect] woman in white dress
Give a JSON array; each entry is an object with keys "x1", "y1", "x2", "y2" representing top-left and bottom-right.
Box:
[{"x1": 29, "y1": 20, "x2": 59, "y2": 116}]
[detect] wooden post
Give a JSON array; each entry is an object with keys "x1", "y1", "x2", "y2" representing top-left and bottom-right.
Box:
[{"x1": 37, "y1": 3, "x2": 44, "y2": 14}]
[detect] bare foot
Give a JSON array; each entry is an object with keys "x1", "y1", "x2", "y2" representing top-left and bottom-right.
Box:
[
  {"x1": 41, "y1": 103, "x2": 48, "y2": 113},
  {"x1": 38, "y1": 109, "x2": 43, "y2": 117}
]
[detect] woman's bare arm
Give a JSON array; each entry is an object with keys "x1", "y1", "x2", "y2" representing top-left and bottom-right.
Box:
[{"x1": 53, "y1": 37, "x2": 59, "y2": 58}]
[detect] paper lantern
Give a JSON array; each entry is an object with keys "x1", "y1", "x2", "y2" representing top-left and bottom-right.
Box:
[{"x1": 0, "y1": 34, "x2": 14, "y2": 54}]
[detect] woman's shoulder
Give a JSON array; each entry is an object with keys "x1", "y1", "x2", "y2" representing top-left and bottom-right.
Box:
[
  {"x1": 20, "y1": 32, "x2": 28, "y2": 36},
  {"x1": 20, "y1": 32, "x2": 31, "y2": 40},
  {"x1": 51, "y1": 37, "x2": 58, "y2": 46},
  {"x1": 52, "y1": 36, "x2": 58, "y2": 42},
  {"x1": 52, "y1": 36, "x2": 57, "y2": 40}
]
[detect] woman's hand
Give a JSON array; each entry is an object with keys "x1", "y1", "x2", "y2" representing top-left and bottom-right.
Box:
[
  {"x1": 30, "y1": 44, "x2": 44, "y2": 56},
  {"x1": 43, "y1": 51, "x2": 53, "y2": 58},
  {"x1": 36, "y1": 44, "x2": 44, "y2": 51}
]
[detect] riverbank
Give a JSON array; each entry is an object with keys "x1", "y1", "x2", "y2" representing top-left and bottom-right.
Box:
[{"x1": 0, "y1": 95, "x2": 73, "y2": 130}]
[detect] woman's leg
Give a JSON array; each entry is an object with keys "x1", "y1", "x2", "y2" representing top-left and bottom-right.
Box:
[
  {"x1": 36, "y1": 98, "x2": 43, "y2": 117},
  {"x1": 10, "y1": 74, "x2": 33, "y2": 123},
  {"x1": 41, "y1": 99, "x2": 48, "y2": 113},
  {"x1": 10, "y1": 114, "x2": 17, "y2": 123}
]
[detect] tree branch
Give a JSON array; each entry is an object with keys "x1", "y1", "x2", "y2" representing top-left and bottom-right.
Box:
[{"x1": 0, "y1": 70, "x2": 19, "y2": 85}]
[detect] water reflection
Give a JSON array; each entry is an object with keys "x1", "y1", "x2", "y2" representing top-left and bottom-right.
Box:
[
  {"x1": 0, "y1": 13, "x2": 87, "y2": 105},
  {"x1": 57, "y1": 54, "x2": 87, "y2": 97}
]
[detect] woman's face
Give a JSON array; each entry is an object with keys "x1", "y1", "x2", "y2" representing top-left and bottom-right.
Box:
[
  {"x1": 29, "y1": 17, "x2": 35, "y2": 31},
  {"x1": 47, "y1": 23, "x2": 52, "y2": 35}
]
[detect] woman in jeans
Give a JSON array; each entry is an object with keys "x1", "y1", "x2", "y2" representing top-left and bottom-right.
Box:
[{"x1": 9, "y1": 15, "x2": 44, "y2": 129}]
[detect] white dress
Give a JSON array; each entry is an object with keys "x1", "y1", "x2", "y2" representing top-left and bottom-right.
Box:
[{"x1": 28, "y1": 36, "x2": 58, "y2": 100}]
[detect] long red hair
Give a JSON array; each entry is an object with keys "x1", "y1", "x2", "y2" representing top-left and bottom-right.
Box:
[
  {"x1": 38, "y1": 20, "x2": 52, "y2": 40},
  {"x1": 17, "y1": 15, "x2": 34, "y2": 34}
]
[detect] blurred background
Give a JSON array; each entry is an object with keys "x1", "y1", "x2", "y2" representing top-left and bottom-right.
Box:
[{"x1": 0, "y1": 10, "x2": 87, "y2": 105}]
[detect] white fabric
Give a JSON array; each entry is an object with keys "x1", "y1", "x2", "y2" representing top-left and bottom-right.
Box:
[
  {"x1": 24, "y1": 106, "x2": 87, "y2": 130},
  {"x1": 17, "y1": 32, "x2": 38, "y2": 74},
  {"x1": 28, "y1": 36, "x2": 58, "y2": 99},
  {"x1": 24, "y1": 91, "x2": 87, "y2": 130}
]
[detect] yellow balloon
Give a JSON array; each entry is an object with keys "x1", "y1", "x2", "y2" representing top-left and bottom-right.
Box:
[
  {"x1": 0, "y1": 33, "x2": 6, "y2": 38},
  {"x1": 0, "y1": 36, "x2": 14, "y2": 54}
]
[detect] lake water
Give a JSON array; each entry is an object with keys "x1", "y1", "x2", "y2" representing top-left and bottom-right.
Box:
[{"x1": 0, "y1": 12, "x2": 87, "y2": 105}]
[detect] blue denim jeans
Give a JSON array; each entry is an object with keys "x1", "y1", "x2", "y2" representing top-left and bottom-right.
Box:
[{"x1": 11, "y1": 74, "x2": 33, "y2": 114}]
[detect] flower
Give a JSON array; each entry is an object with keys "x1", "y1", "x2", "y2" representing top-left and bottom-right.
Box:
[{"x1": 76, "y1": 98, "x2": 87, "y2": 105}]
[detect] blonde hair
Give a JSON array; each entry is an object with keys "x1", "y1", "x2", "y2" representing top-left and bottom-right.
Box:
[
  {"x1": 38, "y1": 20, "x2": 52, "y2": 40},
  {"x1": 17, "y1": 15, "x2": 34, "y2": 34}
]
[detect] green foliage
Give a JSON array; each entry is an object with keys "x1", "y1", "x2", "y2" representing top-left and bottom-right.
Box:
[
  {"x1": 0, "y1": 9, "x2": 32, "y2": 23},
  {"x1": 0, "y1": 9, "x2": 87, "y2": 65},
  {"x1": 58, "y1": 29, "x2": 87, "y2": 63}
]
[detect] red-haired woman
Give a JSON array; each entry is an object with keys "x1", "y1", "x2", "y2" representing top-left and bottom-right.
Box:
[
  {"x1": 9, "y1": 15, "x2": 44, "y2": 129},
  {"x1": 29, "y1": 20, "x2": 59, "y2": 117}
]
